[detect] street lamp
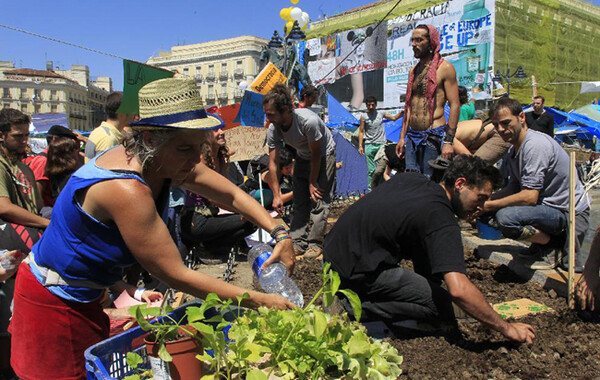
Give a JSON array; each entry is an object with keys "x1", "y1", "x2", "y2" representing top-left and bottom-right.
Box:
[{"x1": 493, "y1": 66, "x2": 527, "y2": 97}]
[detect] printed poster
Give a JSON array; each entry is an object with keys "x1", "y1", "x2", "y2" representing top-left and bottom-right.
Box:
[{"x1": 384, "y1": 0, "x2": 496, "y2": 107}]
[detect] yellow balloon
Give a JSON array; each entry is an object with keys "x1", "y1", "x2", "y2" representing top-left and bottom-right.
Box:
[
  {"x1": 290, "y1": 0, "x2": 299, "y2": 4},
  {"x1": 301, "y1": 23, "x2": 308, "y2": 31},
  {"x1": 280, "y1": 7, "x2": 291, "y2": 21},
  {"x1": 285, "y1": 20, "x2": 294, "y2": 34}
]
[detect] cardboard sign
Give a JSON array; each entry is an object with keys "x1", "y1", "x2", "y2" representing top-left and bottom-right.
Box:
[
  {"x1": 249, "y1": 62, "x2": 287, "y2": 94},
  {"x1": 224, "y1": 125, "x2": 268, "y2": 162},
  {"x1": 492, "y1": 298, "x2": 553, "y2": 319},
  {"x1": 234, "y1": 90, "x2": 265, "y2": 127}
]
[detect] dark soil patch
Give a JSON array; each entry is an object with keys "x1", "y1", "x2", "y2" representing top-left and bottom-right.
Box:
[{"x1": 291, "y1": 202, "x2": 600, "y2": 379}]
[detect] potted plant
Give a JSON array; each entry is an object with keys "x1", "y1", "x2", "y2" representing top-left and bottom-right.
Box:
[{"x1": 129, "y1": 302, "x2": 206, "y2": 380}]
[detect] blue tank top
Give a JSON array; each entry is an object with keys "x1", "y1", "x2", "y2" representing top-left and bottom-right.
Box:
[{"x1": 32, "y1": 153, "x2": 170, "y2": 302}]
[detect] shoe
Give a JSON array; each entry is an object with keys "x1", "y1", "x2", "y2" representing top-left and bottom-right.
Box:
[
  {"x1": 520, "y1": 246, "x2": 558, "y2": 270},
  {"x1": 302, "y1": 246, "x2": 323, "y2": 260},
  {"x1": 517, "y1": 225, "x2": 537, "y2": 241},
  {"x1": 191, "y1": 245, "x2": 227, "y2": 265}
]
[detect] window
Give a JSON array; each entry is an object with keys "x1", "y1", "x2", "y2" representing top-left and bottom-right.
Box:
[
  {"x1": 34, "y1": 104, "x2": 41, "y2": 114},
  {"x1": 236, "y1": 60, "x2": 243, "y2": 67},
  {"x1": 20, "y1": 88, "x2": 27, "y2": 99},
  {"x1": 51, "y1": 104, "x2": 58, "y2": 113},
  {"x1": 34, "y1": 89, "x2": 42, "y2": 100},
  {"x1": 2, "y1": 88, "x2": 10, "y2": 98},
  {"x1": 20, "y1": 104, "x2": 27, "y2": 113},
  {"x1": 51, "y1": 90, "x2": 58, "y2": 100},
  {"x1": 3, "y1": 103, "x2": 10, "y2": 109},
  {"x1": 183, "y1": 67, "x2": 189, "y2": 75}
]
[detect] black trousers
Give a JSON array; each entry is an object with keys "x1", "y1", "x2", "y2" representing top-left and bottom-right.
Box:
[
  {"x1": 180, "y1": 211, "x2": 256, "y2": 252},
  {"x1": 337, "y1": 266, "x2": 456, "y2": 323}
]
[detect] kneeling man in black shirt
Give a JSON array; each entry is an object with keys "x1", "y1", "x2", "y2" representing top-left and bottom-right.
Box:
[{"x1": 324, "y1": 155, "x2": 535, "y2": 344}]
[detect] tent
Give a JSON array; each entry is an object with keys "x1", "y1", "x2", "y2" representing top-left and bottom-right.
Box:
[
  {"x1": 333, "y1": 131, "x2": 367, "y2": 196},
  {"x1": 545, "y1": 107, "x2": 600, "y2": 138},
  {"x1": 30, "y1": 113, "x2": 68, "y2": 134},
  {"x1": 574, "y1": 104, "x2": 600, "y2": 123},
  {"x1": 326, "y1": 92, "x2": 360, "y2": 131}
]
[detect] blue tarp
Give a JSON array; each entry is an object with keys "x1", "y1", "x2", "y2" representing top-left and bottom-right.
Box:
[
  {"x1": 333, "y1": 131, "x2": 367, "y2": 196},
  {"x1": 326, "y1": 93, "x2": 360, "y2": 131},
  {"x1": 574, "y1": 104, "x2": 600, "y2": 123},
  {"x1": 545, "y1": 107, "x2": 600, "y2": 138},
  {"x1": 30, "y1": 113, "x2": 68, "y2": 134}
]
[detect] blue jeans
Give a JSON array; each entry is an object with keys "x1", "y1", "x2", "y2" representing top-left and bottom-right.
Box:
[
  {"x1": 495, "y1": 204, "x2": 567, "y2": 240},
  {"x1": 404, "y1": 137, "x2": 440, "y2": 179}
]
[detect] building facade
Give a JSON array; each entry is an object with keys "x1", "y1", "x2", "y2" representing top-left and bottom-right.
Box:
[
  {"x1": 0, "y1": 61, "x2": 113, "y2": 131},
  {"x1": 146, "y1": 36, "x2": 268, "y2": 106}
]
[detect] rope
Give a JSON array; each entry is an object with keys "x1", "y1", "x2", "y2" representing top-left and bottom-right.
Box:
[{"x1": 0, "y1": 23, "x2": 127, "y2": 60}]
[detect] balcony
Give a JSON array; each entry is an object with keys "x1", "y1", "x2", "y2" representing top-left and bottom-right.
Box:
[
  {"x1": 218, "y1": 91, "x2": 228, "y2": 100},
  {"x1": 234, "y1": 69, "x2": 244, "y2": 79},
  {"x1": 195, "y1": 74, "x2": 203, "y2": 82},
  {"x1": 206, "y1": 72, "x2": 216, "y2": 81},
  {"x1": 206, "y1": 93, "x2": 216, "y2": 102},
  {"x1": 219, "y1": 71, "x2": 229, "y2": 81},
  {"x1": 234, "y1": 89, "x2": 244, "y2": 99}
]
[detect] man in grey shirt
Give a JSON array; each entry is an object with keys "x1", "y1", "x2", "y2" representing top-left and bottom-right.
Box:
[
  {"x1": 264, "y1": 84, "x2": 336, "y2": 258},
  {"x1": 483, "y1": 98, "x2": 590, "y2": 271}
]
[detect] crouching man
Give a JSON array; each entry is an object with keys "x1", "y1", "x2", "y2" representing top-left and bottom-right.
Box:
[
  {"x1": 323, "y1": 155, "x2": 535, "y2": 344},
  {"x1": 483, "y1": 98, "x2": 590, "y2": 271}
]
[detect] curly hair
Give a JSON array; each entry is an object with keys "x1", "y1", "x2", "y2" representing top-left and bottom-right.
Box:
[
  {"x1": 262, "y1": 84, "x2": 293, "y2": 114},
  {"x1": 442, "y1": 155, "x2": 503, "y2": 190},
  {"x1": 201, "y1": 141, "x2": 230, "y2": 174}
]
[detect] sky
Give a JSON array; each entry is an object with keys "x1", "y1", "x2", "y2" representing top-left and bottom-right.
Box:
[
  {"x1": 1, "y1": 0, "x2": 370, "y2": 90},
  {"x1": 2, "y1": 0, "x2": 600, "y2": 91}
]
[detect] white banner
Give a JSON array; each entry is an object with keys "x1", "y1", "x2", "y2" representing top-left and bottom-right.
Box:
[{"x1": 384, "y1": 0, "x2": 495, "y2": 107}]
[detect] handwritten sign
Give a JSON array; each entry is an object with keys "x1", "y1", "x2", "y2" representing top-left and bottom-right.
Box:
[
  {"x1": 225, "y1": 125, "x2": 268, "y2": 162},
  {"x1": 234, "y1": 90, "x2": 265, "y2": 127},
  {"x1": 250, "y1": 62, "x2": 287, "y2": 94}
]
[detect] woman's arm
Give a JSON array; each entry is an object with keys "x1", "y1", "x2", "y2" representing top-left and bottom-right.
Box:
[
  {"x1": 183, "y1": 162, "x2": 295, "y2": 270},
  {"x1": 97, "y1": 179, "x2": 294, "y2": 310}
]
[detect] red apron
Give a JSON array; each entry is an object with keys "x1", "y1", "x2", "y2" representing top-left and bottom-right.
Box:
[{"x1": 9, "y1": 263, "x2": 109, "y2": 380}]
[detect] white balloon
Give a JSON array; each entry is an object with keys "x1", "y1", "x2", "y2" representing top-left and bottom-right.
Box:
[
  {"x1": 290, "y1": 7, "x2": 302, "y2": 21},
  {"x1": 238, "y1": 81, "x2": 248, "y2": 91},
  {"x1": 299, "y1": 16, "x2": 307, "y2": 28},
  {"x1": 302, "y1": 12, "x2": 309, "y2": 21}
]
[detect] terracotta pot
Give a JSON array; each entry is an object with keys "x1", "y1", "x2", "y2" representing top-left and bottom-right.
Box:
[{"x1": 145, "y1": 326, "x2": 203, "y2": 380}]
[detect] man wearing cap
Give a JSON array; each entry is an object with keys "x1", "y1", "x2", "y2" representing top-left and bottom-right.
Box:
[
  {"x1": 263, "y1": 84, "x2": 336, "y2": 259},
  {"x1": 85, "y1": 91, "x2": 123, "y2": 161},
  {"x1": 323, "y1": 155, "x2": 535, "y2": 344},
  {"x1": 396, "y1": 24, "x2": 460, "y2": 178},
  {"x1": 24, "y1": 125, "x2": 81, "y2": 208},
  {"x1": 483, "y1": 97, "x2": 590, "y2": 271}
]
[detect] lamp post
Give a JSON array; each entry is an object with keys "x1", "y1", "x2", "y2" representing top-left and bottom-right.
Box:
[{"x1": 492, "y1": 66, "x2": 527, "y2": 97}]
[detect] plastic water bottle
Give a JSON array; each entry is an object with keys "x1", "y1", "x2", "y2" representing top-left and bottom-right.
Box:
[
  {"x1": 247, "y1": 244, "x2": 304, "y2": 307},
  {"x1": 0, "y1": 249, "x2": 25, "y2": 271}
]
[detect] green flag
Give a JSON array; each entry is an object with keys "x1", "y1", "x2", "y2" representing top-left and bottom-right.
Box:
[{"x1": 117, "y1": 59, "x2": 175, "y2": 115}]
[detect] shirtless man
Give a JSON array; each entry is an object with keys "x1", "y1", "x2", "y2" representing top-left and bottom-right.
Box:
[
  {"x1": 396, "y1": 24, "x2": 460, "y2": 178},
  {"x1": 454, "y1": 118, "x2": 511, "y2": 164}
]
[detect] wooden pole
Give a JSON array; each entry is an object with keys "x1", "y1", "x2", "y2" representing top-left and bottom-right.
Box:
[
  {"x1": 531, "y1": 75, "x2": 538, "y2": 99},
  {"x1": 568, "y1": 151, "x2": 576, "y2": 309}
]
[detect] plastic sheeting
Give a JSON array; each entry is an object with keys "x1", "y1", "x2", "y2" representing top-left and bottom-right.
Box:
[{"x1": 333, "y1": 131, "x2": 368, "y2": 196}]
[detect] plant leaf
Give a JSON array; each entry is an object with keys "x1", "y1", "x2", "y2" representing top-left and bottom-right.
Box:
[
  {"x1": 339, "y1": 289, "x2": 362, "y2": 322},
  {"x1": 313, "y1": 310, "x2": 327, "y2": 337},
  {"x1": 158, "y1": 343, "x2": 173, "y2": 362},
  {"x1": 123, "y1": 375, "x2": 140, "y2": 380},
  {"x1": 247, "y1": 369, "x2": 268, "y2": 380},
  {"x1": 126, "y1": 352, "x2": 144, "y2": 368},
  {"x1": 134, "y1": 306, "x2": 153, "y2": 331}
]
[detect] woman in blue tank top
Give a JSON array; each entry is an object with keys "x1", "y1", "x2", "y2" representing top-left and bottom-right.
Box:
[{"x1": 9, "y1": 78, "x2": 296, "y2": 380}]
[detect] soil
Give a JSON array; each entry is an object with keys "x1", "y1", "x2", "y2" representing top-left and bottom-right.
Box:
[{"x1": 289, "y1": 202, "x2": 600, "y2": 380}]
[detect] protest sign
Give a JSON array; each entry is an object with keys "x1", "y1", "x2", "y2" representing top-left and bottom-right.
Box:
[
  {"x1": 250, "y1": 62, "x2": 287, "y2": 94},
  {"x1": 234, "y1": 91, "x2": 265, "y2": 127},
  {"x1": 225, "y1": 125, "x2": 268, "y2": 161}
]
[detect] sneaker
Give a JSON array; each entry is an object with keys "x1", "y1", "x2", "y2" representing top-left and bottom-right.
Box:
[
  {"x1": 520, "y1": 246, "x2": 558, "y2": 270},
  {"x1": 302, "y1": 246, "x2": 323, "y2": 260},
  {"x1": 517, "y1": 225, "x2": 538, "y2": 241}
]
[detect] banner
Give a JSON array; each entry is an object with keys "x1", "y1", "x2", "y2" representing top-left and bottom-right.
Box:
[
  {"x1": 117, "y1": 60, "x2": 175, "y2": 115},
  {"x1": 234, "y1": 90, "x2": 265, "y2": 127},
  {"x1": 249, "y1": 62, "x2": 287, "y2": 95},
  {"x1": 305, "y1": 22, "x2": 387, "y2": 85},
  {"x1": 384, "y1": 0, "x2": 495, "y2": 107},
  {"x1": 225, "y1": 126, "x2": 268, "y2": 161}
]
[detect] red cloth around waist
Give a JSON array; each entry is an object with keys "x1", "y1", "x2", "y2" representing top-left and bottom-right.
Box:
[{"x1": 9, "y1": 263, "x2": 109, "y2": 380}]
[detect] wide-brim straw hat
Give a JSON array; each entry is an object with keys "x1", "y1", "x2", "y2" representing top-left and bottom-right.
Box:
[{"x1": 129, "y1": 78, "x2": 223, "y2": 130}]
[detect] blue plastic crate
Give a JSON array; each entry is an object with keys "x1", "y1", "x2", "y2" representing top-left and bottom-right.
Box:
[{"x1": 84, "y1": 300, "x2": 239, "y2": 380}]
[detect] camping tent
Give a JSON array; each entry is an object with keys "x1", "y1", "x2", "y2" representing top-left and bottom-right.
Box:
[{"x1": 30, "y1": 113, "x2": 68, "y2": 134}]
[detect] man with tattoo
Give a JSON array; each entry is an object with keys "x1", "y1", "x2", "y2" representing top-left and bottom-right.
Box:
[{"x1": 396, "y1": 24, "x2": 460, "y2": 178}]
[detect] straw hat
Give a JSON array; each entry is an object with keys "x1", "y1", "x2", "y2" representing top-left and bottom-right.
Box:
[{"x1": 129, "y1": 78, "x2": 223, "y2": 130}]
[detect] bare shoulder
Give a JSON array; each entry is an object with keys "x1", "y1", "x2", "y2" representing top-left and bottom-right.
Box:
[{"x1": 437, "y1": 60, "x2": 456, "y2": 78}]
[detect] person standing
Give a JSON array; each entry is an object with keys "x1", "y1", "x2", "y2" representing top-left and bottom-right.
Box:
[
  {"x1": 263, "y1": 84, "x2": 336, "y2": 259},
  {"x1": 525, "y1": 95, "x2": 554, "y2": 138},
  {"x1": 396, "y1": 24, "x2": 460, "y2": 178},
  {"x1": 358, "y1": 96, "x2": 403, "y2": 191},
  {"x1": 85, "y1": 91, "x2": 124, "y2": 161},
  {"x1": 458, "y1": 86, "x2": 475, "y2": 121}
]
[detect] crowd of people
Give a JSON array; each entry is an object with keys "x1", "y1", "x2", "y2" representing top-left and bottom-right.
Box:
[{"x1": 0, "y1": 22, "x2": 598, "y2": 379}]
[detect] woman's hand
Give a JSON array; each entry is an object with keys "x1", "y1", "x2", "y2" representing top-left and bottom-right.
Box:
[
  {"x1": 263, "y1": 238, "x2": 295, "y2": 275},
  {"x1": 252, "y1": 292, "x2": 296, "y2": 310}
]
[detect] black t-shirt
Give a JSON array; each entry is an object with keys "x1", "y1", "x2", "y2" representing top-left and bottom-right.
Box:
[
  {"x1": 323, "y1": 172, "x2": 466, "y2": 280},
  {"x1": 525, "y1": 111, "x2": 554, "y2": 138}
]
